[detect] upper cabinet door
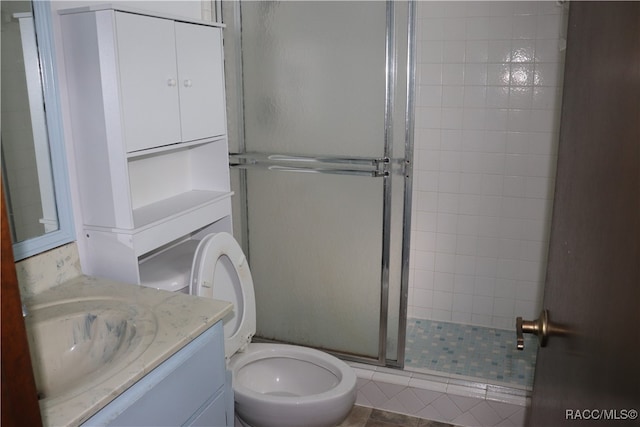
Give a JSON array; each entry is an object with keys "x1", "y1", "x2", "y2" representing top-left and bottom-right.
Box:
[
  {"x1": 175, "y1": 23, "x2": 226, "y2": 142},
  {"x1": 115, "y1": 12, "x2": 181, "y2": 152}
]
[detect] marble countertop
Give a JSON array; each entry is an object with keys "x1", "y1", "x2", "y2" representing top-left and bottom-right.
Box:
[{"x1": 22, "y1": 275, "x2": 232, "y2": 427}]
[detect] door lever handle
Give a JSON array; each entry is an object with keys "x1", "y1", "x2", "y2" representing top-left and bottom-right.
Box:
[{"x1": 516, "y1": 309, "x2": 551, "y2": 350}]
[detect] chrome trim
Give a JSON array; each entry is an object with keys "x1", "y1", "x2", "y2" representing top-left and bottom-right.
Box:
[
  {"x1": 230, "y1": 152, "x2": 393, "y2": 177},
  {"x1": 394, "y1": 0, "x2": 417, "y2": 370},
  {"x1": 230, "y1": 152, "x2": 387, "y2": 167},
  {"x1": 215, "y1": 0, "x2": 222, "y2": 23},
  {"x1": 378, "y1": 0, "x2": 396, "y2": 366},
  {"x1": 231, "y1": 163, "x2": 387, "y2": 178},
  {"x1": 253, "y1": 336, "x2": 385, "y2": 366},
  {"x1": 225, "y1": 0, "x2": 251, "y2": 260}
]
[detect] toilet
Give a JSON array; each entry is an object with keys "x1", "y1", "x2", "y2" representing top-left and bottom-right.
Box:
[{"x1": 140, "y1": 232, "x2": 357, "y2": 427}]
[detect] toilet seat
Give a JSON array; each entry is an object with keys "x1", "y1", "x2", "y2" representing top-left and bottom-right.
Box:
[
  {"x1": 190, "y1": 232, "x2": 256, "y2": 359},
  {"x1": 190, "y1": 232, "x2": 356, "y2": 427}
]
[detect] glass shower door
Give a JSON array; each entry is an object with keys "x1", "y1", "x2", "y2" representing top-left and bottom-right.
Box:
[{"x1": 226, "y1": 1, "x2": 413, "y2": 363}]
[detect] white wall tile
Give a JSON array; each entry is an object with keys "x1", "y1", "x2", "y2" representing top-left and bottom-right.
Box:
[
  {"x1": 442, "y1": 86, "x2": 465, "y2": 107},
  {"x1": 410, "y1": 1, "x2": 565, "y2": 330},
  {"x1": 488, "y1": 40, "x2": 513, "y2": 63},
  {"x1": 432, "y1": 309, "x2": 453, "y2": 322},
  {"x1": 475, "y1": 257, "x2": 498, "y2": 278},
  {"x1": 512, "y1": 15, "x2": 537, "y2": 39},
  {"x1": 464, "y1": 63, "x2": 488, "y2": 85},
  {"x1": 441, "y1": 108, "x2": 465, "y2": 129},
  {"x1": 474, "y1": 275, "x2": 496, "y2": 296},
  {"x1": 465, "y1": 40, "x2": 489, "y2": 63},
  {"x1": 443, "y1": 40, "x2": 467, "y2": 63},
  {"x1": 413, "y1": 288, "x2": 434, "y2": 308},
  {"x1": 414, "y1": 267, "x2": 435, "y2": 289},
  {"x1": 535, "y1": 12, "x2": 564, "y2": 39},
  {"x1": 443, "y1": 17, "x2": 467, "y2": 41},
  {"x1": 466, "y1": 16, "x2": 490, "y2": 40},
  {"x1": 454, "y1": 274, "x2": 476, "y2": 294},
  {"x1": 435, "y1": 252, "x2": 457, "y2": 273},
  {"x1": 418, "y1": 85, "x2": 444, "y2": 107},
  {"x1": 442, "y1": 63, "x2": 465, "y2": 85},
  {"x1": 472, "y1": 295, "x2": 494, "y2": 316},
  {"x1": 534, "y1": 39, "x2": 563, "y2": 63},
  {"x1": 487, "y1": 16, "x2": 513, "y2": 39},
  {"x1": 493, "y1": 297, "x2": 515, "y2": 317},
  {"x1": 436, "y1": 232, "x2": 457, "y2": 253},
  {"x1": 420, "y1": 41, "x2": 444, "y2": 63},
  {"x1": 420, "y1": 64, "x2": 444, "y2": 85},
  {"x1": 434, "y1": 271, "x2": 455, "y2": 291}
]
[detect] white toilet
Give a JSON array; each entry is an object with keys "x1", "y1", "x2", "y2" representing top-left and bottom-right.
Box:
[{"x1": 140, "y1": 232, "x2": 356, "y2": 427}]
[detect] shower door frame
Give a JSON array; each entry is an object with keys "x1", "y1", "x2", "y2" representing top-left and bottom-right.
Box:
[{"x1": 224, "y1": 0, "x2": 416, "y2": 368}]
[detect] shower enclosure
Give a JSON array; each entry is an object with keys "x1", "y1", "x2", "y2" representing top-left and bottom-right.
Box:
[
  {"x1": 223, "y1": 1, "x2": 415, "y2": 366},
  {"x1": 223, "y1": 0, "x2": 567, "y2": 390},
  {"x1": 405, "y1": 1, "x2": 568, "y2": 389}
]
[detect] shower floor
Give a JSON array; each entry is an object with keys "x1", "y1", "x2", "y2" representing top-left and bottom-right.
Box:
[{"x1": 405, "y1": 318, "x2": 537, "y2": 388}]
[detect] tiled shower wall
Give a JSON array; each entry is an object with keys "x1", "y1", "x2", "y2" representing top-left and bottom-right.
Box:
[{"x1": 408, "y1": 2, "x2": 568, "y2": 329}]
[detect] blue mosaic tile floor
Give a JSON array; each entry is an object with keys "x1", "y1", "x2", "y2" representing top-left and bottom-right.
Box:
[{"x1": 405, "y1": 318, "x2": 537, "y2": 388}]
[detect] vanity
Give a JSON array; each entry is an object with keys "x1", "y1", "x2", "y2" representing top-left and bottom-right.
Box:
[{"x1": 23, "y1": 275, "x2": 233, "y2": 427}]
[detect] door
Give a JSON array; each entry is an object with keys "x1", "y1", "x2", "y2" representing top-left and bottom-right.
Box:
[
  {"x1": 525, "y1": 2, "x2": 640, "y2": 425},
  {"x1": 175, "y1": 23, "x2": 226, "y2": 142},
  {"x1": 116, "y1": 12, "x2": 180, "y2": 152},
  {"x1": 226, "y1": 1, "x2": 413, "y2": 364},
  {"x1": 1, "y1": 182, "x2": 42, "y2": 426}
]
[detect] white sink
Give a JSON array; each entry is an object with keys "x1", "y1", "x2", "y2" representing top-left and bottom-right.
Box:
[{"x1": 24, "y1": 298, "x2": 157, "y2": 404}]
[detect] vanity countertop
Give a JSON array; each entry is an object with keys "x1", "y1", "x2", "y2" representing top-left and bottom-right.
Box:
[{"x1": 23, "y1": 275, "x2": 232, "y2": 427}]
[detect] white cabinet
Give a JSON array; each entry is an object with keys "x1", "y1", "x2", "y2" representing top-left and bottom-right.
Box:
[
  {"x1": 115, "y1": 12, "x2": 226, "y2": 152},
  {"x1": 60, "y1": 6, "x2": 232, "y2": 285},
  {"x1": 82, "y1": 322, "x2": 233, "y2": 427}
]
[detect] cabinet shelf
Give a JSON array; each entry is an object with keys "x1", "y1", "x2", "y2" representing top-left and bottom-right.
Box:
[
  {"x1": 132, "y1": 190, "x2": 232, "y2": 231},
  {"x1": 126, "y1": 137, "x2": 225, "y2": 160}
]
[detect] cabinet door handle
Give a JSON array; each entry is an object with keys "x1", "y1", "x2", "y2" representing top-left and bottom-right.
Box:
[
  {"x1": 183, "y1": 79, "x2": 193, "y2": 88},
  {"x1": 167, "y1": 78, "x2": 177, "y2": 87}
]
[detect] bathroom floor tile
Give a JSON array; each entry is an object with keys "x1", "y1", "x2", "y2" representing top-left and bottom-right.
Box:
[
  {"x1": 370, "y1": 408, "x2": 420, "y2": 426},
  {"x1": 340, "y1": 406, "x2": 456, "y2": 427},
  {"x1": 338, "y1": 405, "x2": 373, "y2": 427}
]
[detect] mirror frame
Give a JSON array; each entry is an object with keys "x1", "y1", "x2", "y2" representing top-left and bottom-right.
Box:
[{"x1": 10, "y1": 0, "x2": 74, "y2": 261}]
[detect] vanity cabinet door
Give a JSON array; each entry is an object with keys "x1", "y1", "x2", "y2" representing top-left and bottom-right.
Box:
[
  {"x1": 175, "y1": 23, "x2": 226, "y2": 142},
  {"x1": 81, "y1": 322, "x2": 229, "y2": 427},
  {"x1": 115, "y1": 12, "x2": 181, "y2": 153}
]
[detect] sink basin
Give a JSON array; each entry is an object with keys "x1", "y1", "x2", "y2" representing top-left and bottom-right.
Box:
[{"x1": 24, "y1": 298, "x2": 157, "y2": 403}]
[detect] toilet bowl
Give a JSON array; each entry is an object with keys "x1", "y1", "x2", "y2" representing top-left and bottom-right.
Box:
[
  {"x1": 229, "y1": 344, "x2": 357, "y2": 427},
  {"x1": 189, "y1": 232, "x2": 357, "y2": 427}
]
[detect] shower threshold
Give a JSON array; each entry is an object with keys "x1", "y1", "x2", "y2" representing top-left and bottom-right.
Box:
[{"x1": 405, "y1": 318, "x2": 537, "y2": 389}]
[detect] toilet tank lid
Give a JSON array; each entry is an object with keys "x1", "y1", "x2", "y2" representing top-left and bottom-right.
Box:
[{"x1": 139, "y1": 240, "x2": 199, "y2": 292}]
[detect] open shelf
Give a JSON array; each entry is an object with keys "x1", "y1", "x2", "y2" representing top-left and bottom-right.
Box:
[
  {"x1": 126, "y1": 136, "x2": 225, "y2": 160},
  {"x1": 132, "y1": 190, "x2": 231, "y2": 230}
]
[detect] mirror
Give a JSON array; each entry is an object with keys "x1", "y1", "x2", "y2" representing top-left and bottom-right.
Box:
[{"x1": 1, "y1": 0, "x2": 74, "y2": 260}]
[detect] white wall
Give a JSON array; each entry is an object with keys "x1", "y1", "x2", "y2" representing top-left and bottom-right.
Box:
[{"x1": 408, "y1": 1, "x2": 568, "y2": 329}]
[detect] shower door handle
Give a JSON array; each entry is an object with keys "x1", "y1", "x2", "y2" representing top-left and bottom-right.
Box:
[
  {"x1": 229, "y1": 152, "x2": 397, "y2": 177},
  {"x1": 516, "y1": 309, "x2": 568, "y2": 350}
]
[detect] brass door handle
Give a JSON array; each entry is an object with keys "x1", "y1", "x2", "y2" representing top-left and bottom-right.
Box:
[{"x1": 516, "y1": 309, "x2": 551, "y2": 350}]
